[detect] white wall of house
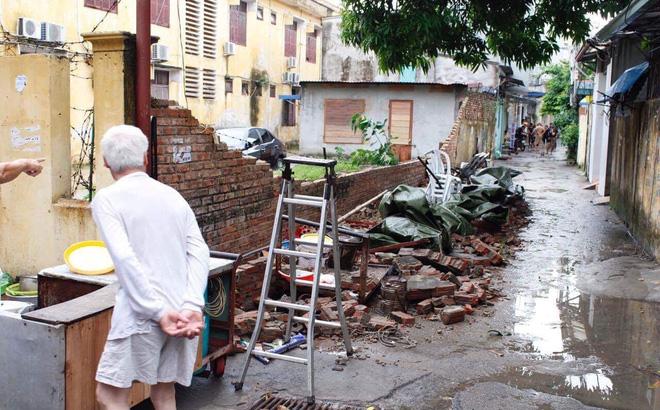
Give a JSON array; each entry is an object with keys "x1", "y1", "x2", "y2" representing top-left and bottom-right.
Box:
[{"x1": 299, "y1": 84, "x2": 459, "y2": 157}]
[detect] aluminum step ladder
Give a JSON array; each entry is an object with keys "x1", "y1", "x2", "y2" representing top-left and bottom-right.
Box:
[{"x1": 234, "y1": 156, "x2": 353, "y2": 404}]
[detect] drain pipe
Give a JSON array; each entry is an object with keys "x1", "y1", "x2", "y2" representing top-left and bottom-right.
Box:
[{"x1": 136, "y1": 0, "x2": 152, "y2": 175}]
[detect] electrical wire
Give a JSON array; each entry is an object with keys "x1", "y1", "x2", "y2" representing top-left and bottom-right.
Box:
[
  {"x1": 205, "y1": 277, "x2": 227, "y2": 318},
  {"x1": 91, "y1": 0, "x2": 122, "y2": 32}
]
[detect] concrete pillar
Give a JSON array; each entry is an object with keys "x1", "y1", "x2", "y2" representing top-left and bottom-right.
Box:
[
  {"x1": 81, "y1": 31, "x2": 136, "y2": 191},
  {"x1": 0, "y1": 54, "x2": 71, "y2": 274},
  {"x1": 588, "y1": 71, "x2": 607, "y2": 183},
  {"x1": 596, "y1": 62, "x2": 613, "y2": 197}
]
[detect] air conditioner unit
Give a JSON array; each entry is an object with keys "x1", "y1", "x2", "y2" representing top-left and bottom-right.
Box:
[
  {"x1": 282, "y1": 72, "x2": 300, "y2": 85},
  {"x1": 40, "y1": 22, "x2": 65, "y2": 43},
  {"x1": 16, "y1": 17, "x2": 41, "y2": 40},
  {"x1": 286, "y1": 56, "x2": 297, "y2": 69},
  {"x1": 223, "y1": 42, "x2": 236, "y2": 56},
  {"x1": 151, "y1": 44, "x2": 169, "y2": 62}
]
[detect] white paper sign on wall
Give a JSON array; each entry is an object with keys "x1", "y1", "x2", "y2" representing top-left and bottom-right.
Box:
[
  {"x1": 10, "y1": 125, "x2": 42, "y2": 152},
  {"x1": 173, "y1": 145, "x2": 192, "y2": 164},
  {"x1": 15, "y1": 75, "x2": 27, "y2": 93}
]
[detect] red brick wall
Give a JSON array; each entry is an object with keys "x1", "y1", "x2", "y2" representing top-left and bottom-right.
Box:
[
  {"x1": 154, "y1": 106, "x2": 426, "y2": 307},
  {"x1": 154, "y1": 107, "x2": 276, "y2": 253},
  {"x1": 442, "y1": 92, "x2": 496, "y2": 164}
]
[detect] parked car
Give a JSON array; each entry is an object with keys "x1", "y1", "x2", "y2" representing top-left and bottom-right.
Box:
[{"x1": 215, "y1": 127, "x2": 286, "y2": 168}]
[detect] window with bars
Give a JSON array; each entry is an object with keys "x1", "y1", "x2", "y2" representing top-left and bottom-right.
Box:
[
  {"x1": 305, "y1": 32, "x2": 316, "y2": 63},
  {"x1": 151, "y1": 69, "x2": 170, "y2": 100},
  {"x1": 257, "y1": 6, "x2": 264, "y2": 20},
  {"x1": 225, "y1": 78, "x2": 234, "y2": 94},
  {"x1": 282, "y1": 101, "x2": 296, "y2": 126},
  {"x1": 270, "y1": 85, "x2": 276, "y2": 98},
  {"x1": 271, "y1": 11, "x2": 277, "y2": 25},
  {"x1": 185, "y1": 66, "x2": 200, "y2": 99},
  {"x1": 151, "y1": 0, "x2": 170, "y2": 27},
  {"x1": 284, "y1": 23, "x2": 297, "y2": 57},
  {"x1": 202, "y1": 0, "x2": 217, "y2": 58},
  {"x1": 230, "y1": 1, "x2": 247, "y2": 46},
  {"x1": 185, "y1": 0, "x2": 201, "y2": 55},
  {"x1": 202, "y1": 69, "x2": 216, "y2": 99},
  {"x1": 84, "y1": 0, "x2": 118, "y2": 13},
  {"x1": 241, "y1": 80, "x2": 250, "y2": 95}
]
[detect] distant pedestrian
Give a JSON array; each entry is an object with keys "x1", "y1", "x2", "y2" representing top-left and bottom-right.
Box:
[
  {"x1": 514, "y1": 121, "x2": 528, "y2": 153},
  {"x1": 533, "y1": 123, "x2": 546, "y2": 154},
  {"x1": 544, "y1": 124, "x2": 558, "y2": 155},
  {"x1": 526, "y1": 122, "x2": 535, "y2": 149}
]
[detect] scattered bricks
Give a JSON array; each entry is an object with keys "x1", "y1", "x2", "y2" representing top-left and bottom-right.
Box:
[
  {"x1": 368, "y1": 315, "x2": 396, "y2": 330},
  {"x1": 476, "y1": 278, "x2": 491, "y2": 289},
  {"x1": 438, "y1": 255, "x2": 470, "y2": 274},
  {"x1": 475, "y1": 287, "x2": 487, "y2": 302},
  {"x1": 419, "y1": 265, "x2": 442, "y2": 277},
  {"x1": 406, "y1": 275, "x2": 456, "y2": 301},
  {"x1": 471, "y1": 266, "x2": 485, "y2": 277},
  {"x1": 489, "y1": 251, "x2": 504, "y2": 266},
  {"x1": 374, "y1": 252, "x2": 397, "y2": 264},
  {"x1": 260, "y1": 322, "x2": 284, "y2": 342},
  {"x1": 431, "y1": 297, "x2": 445, "y2": 307},
  {"x1": 463, "y1": 304, "x2": 474, "y2": 315},
  {"x1": 391, "y1": 311, "x2": 415, "y2": 326},
  {"x1": 398, "y1": 248, "x2": 415, "y2": 257},
  {"x1": 416, "y1": 299, "x2": 434, "y2": 315},
  {"x1": 458, "y1": 276, "x2": 471, "y2": 283},
  {"x1": 412, "y1": 248, "x2": 433, "y2": 259},
  {"x1": 480, "y1": 233, "x2": 496, "y2": 244},
  {"x1": 396, "y1": 255, "x2": 423, "y2": 272},
  {"x1": 341, "y1": 290, "x2": 355, "y2": 301},
  {"x1": 454, "y1": 292, "x2": 479, "y2": 306},
  {"x1": 471, "y1": 238, "x2": 495, "y2": 256},
  {"x1": 353, "y1": 310, "x2": 370, "y2": 324},
  {"x1": 441, "y1": 306, "x2": 466, "y2": 325},
  {"x1": 440, "y1": 296, "x2": 455, "y2": 306},
  {"x1": 234, "y1": 311, "x2": 271, "y2": 335},
  {"x1": 354, "y1": 304, "x2": 369, "y2": 314},
  {"x1": 320, "y1": 306, "x2": 339, "y2": 321},
  {"x1": 459, "y1": 282, "x2": 475, "y2": 293},
  {"x1": 453, "y1": 252, "x2": 492, "y2": 267}
]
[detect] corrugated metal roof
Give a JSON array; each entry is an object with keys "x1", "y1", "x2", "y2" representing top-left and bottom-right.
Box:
[{"x1": 299, "y1": 80, "x2": 467, "y2": 87}]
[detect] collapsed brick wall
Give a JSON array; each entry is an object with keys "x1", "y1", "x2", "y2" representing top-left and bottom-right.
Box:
[
  {"x1": 154, "y1": 107, "x2": 276, "y2": 254},
  {"x1": 442, "y1": 92, "x2": 497, "y2": 165},
  {"x1": 154, "y1": 105, "x2": 426, "y2": 308}
]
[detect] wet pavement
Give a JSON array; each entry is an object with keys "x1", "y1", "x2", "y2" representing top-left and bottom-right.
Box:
[{"x1": 174, "y1": 149, "x2": 660, "y2": 410}]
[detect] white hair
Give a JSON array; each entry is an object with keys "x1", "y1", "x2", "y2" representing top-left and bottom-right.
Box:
[{"x1": 101, "y1": 125, "x2": 149, "y2": 173}]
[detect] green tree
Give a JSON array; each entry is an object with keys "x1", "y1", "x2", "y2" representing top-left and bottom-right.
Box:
[
  {"x1": 340, "y1": 0, "x2": 627, "y2": 72},
  {"x1": 541, "y1": 62, "x2": 579, "y2": 161}
]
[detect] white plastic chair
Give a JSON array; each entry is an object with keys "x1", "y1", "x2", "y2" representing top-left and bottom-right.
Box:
[{"x1": 423, "y1": 149, "x2": 461, "y2": 204}]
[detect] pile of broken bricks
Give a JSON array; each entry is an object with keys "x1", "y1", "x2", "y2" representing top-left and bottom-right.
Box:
[{"x1": 232, "y1": 197, "x2": 529, "y2": 353}]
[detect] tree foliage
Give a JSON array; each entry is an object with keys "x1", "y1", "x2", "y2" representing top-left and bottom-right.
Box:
[
  {"x1": 340, "y1": 0, "x2": 627, "y2": 72},
  {"x1": 541, "y1": 62, "x2": 579, "y2": 160}
]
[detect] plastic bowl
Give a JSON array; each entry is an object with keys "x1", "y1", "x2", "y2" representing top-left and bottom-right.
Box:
[{"x1": 64, "y1": 240, "x2": 114, "y2": 275}]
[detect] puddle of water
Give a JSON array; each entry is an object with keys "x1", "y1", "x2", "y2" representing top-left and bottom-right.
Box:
[{"x1": 499, "y1": 256, "x2": 660, "y2": 408}]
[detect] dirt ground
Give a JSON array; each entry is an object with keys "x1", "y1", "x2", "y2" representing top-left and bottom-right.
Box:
[{"x1": 168, "y1": 148, "x2": 659, "y2": 410}]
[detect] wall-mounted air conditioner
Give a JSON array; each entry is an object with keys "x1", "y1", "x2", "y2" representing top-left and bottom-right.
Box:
[
  {"x1": 151, "y1": 44, "x2": 169, "y2": 62},
  {"x1": 223, "y1": 42, "x2": 236, "y2": 56},
  {"x1": 282, "y1": 72, "x2": 300, "y2": 85},
  {"x1": 40, "y1": 22, "x2": 65, "y2": 43},
  {"x1": 16, "y1": 17, "x2": 41, "y2": 40},
  {"x1": 286, "y1": 56, "x2": 297, "y2": 69}
]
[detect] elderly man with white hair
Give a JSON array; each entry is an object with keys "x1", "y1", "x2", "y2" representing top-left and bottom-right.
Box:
[{"x1": 92, "y1": 125, "x2": 209, "y2": 410}]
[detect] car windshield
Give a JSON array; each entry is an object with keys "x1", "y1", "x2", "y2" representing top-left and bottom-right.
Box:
[{"x1": 216, "y1": 128, "x2": 257, "y2": 150}]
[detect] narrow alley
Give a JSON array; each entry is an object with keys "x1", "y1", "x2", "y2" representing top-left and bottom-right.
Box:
[{"x1": 175, "y1": 149, "x2": 659, "y2": 410}]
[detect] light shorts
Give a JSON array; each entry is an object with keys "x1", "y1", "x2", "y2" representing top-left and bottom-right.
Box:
[{"x1": 95, "y1": 328, "x2": 198, "y2": 389}]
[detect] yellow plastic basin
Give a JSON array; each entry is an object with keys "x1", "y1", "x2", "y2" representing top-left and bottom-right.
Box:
[{"x1": 64, "y1": 240, "x2": 114, "y2": 276}]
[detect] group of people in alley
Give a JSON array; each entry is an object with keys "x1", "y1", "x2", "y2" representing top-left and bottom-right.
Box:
[{"x1": 514, "y1": 120, "x2": 559, "y2": 156}]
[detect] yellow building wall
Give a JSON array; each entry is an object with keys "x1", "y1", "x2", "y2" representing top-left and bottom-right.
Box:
[{"x1": 0, "y1": 0, "x2": 330, "y2": 169}]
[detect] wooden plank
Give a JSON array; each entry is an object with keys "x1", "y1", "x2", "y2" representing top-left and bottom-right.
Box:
[
  {"x1": 64, "y1": 309, "x2": 150, "y2": 409},
  {"x1": 38, "y1": 275, "x2": 103, "y2": 308},
  {"x1": 22, "y1": 283, "x2": 118, "y2": 325}
]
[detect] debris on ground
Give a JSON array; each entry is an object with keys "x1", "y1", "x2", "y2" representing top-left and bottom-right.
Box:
[{"x1": 233, "y1": 165, "x2": 529, "y2": 361}]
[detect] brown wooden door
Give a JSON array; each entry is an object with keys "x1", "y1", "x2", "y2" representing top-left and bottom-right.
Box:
[{"x1": 389, "y1": 100, "x2": 413, "y2": 161}]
